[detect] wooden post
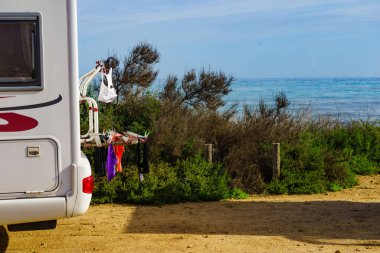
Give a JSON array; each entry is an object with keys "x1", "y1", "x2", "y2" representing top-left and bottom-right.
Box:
[
  {"x1": 272, "y1": 143, "x2": 280, "y2": 178},
  {"x1": 205, "y1": 144, "x2": 213, "y2": 163}
]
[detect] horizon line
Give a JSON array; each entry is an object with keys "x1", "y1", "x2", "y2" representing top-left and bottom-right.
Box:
[{"x1": 234, "y1": 76, "x2": 380, "y2": 80}]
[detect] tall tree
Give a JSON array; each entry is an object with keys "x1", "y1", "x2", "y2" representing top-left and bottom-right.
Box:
[
  {"x1": 161, "y1": 69, "x2": 234, "y2": 111},
  {"x1": 103, "y1": 42, "x2": 160, "y2": 103}
]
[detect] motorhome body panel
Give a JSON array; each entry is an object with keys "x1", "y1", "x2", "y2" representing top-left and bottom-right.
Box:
[
  {"x1": 0, "y1": 138, "x2": 59, "y2": 195},
  {"x1": 0, "y1": 0, "x2": 73, "y2": 196},
  {"x1": 0, "y1": 197, "x2": 66, "y2": 225},
  {"x1": 0, "y1": 0, "x2": 89, "y2": 225}
]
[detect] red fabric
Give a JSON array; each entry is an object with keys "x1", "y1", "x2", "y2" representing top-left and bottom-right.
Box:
[
  {"x1": 0, "y1": 113, "x2": 38, "y2": 132},
  {"x1": 114, "y1": 145, "x2": 125, "y2": 172}
]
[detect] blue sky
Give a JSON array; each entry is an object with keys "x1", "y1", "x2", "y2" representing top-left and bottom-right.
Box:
[{"x1": 77, "y1": 0, "x2": 380, "y2": 79}]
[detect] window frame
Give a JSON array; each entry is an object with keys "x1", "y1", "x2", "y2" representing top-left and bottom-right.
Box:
[{"x1": 0, "y1": 13, "x2": 43, "y2": 91}]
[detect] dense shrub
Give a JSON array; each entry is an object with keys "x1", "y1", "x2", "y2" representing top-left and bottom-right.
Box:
[
  {"x1": 324, "y1": 122, "x2": 380, "y2": 175},
  {"x1": 176, "y1": 156, "x2": 230, "y2": 201},
  {"x1": 266, "y1": 131, "x2": 359, "y2": 195},
  {"x1": 92, "y1": 155, "x2": 240, "y2": 205},
  {"x1": 265, "y1": 121, "x2": 380, "y2": 195},
  {"x1": 90, "y1": 91, "x2": 379, "y2": 200},
  {"x1": 349, "y1": 155, "x2": 379, "y2": 175}
]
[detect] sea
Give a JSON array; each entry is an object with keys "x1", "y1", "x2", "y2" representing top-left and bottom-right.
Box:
[{"x1": 224, "y1": 78, "x2": 380, "y2": 122}]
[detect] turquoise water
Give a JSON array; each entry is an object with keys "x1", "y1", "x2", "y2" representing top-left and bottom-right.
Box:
[{"x1": 225, "y1": 78, "x2": 380, "y2": 121}]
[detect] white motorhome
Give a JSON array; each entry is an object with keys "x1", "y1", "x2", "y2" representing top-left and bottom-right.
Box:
[{"x1": 0, "y1": 0, "x2": 92, "y2": 229}]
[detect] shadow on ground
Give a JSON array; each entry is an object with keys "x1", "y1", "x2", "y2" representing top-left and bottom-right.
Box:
[
  {"x1": 125, "y1": 200, "x2": 380, "y2": 246},
  {"x1": 0, "y1": 226, "x2": 9, "y2": 253}
]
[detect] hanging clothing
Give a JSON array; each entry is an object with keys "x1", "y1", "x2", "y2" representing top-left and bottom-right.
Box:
[
  {"x1": 135, "y1": 141, "x2": 149, "y2": 174},
  {"x1": 114, "y1": 145, "x2": 125, "y2": 172},
  {"x1": 94, "y1": 146, "x2": 107, "y2": 176},
  {"x1": 98, "y1": 67, "x2": 117, "y2": 103},
  {"x1": 142, "y1": 141, "x2": 149, "y2": 174},
  {"x1": 106, "y1": 144, "x2": 117, "y2": 181}
]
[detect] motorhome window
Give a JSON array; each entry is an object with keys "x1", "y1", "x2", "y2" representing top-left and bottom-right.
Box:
[{"x1": 0, "y1": 17, "x2": 41, "y2": 88}]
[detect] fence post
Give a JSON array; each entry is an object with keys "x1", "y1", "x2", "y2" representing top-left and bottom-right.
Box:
[
  {"x1": 205, "y1": 144, "x2": 213, "y2": 163},
  {"x1": 272, "y1": 143, "x2": 280, "y2": 178}
]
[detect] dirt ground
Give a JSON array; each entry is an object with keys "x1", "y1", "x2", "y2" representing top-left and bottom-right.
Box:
[{"x1": 1, "y1": 175, "x2": 379, "y2": 253}]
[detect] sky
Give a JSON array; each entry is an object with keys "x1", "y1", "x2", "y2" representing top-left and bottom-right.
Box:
[{"x1": 77, "y1": 0, "x2": 380, "y2": 79}]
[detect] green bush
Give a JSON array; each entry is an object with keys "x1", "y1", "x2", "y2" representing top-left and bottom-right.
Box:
[
  {"x1": 267, "y1": 169, "x2": 327, "y2": 195},
  {"x1": 229, "y1": 187, "x2": 250, "y2": 199},
  {"x1": 92, "y1": 162, "x2": 179, "y2": 205},
  {"x1": 266, "y1": 128, "x2": 361, "y2": 195},
  {"x1": 325, "y1": 122, "x2": 380, "y2": 174},
  {"x1": 92, "y1": 156, "x2": 247, "y2": 205},
  {"x1": 90, "y1": 115, "x2": 378, "y2": 200},
  {"x1": 176, "y1": 155, "x2": 231, "y2": 201},
  {"x1": 349, "y1": 155, "x2": 379, "y2": 175},
  {"x1": 265, "y1": 179, "x2": 288, "y2": 195},
  {"x1": 328, "y1": 183, "x2": 343, "y2": 192}
]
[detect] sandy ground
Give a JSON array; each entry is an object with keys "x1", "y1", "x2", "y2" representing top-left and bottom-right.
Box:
[{"x1": 1, "y1": 175, "x2": 379, "y2": 253}]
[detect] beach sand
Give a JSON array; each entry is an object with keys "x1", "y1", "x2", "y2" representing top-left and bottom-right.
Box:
[{"x1": 1, "y1": 174, "x2": 379, "y2": 253}]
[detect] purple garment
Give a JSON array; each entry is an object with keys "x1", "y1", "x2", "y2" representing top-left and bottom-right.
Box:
[{"x1": 106, "y1": 144, "x2": 118, "y2": 181}]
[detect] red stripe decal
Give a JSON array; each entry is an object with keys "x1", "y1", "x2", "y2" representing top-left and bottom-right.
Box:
[{"x1": 0, "y1": 113, "x2": 38, "y2": 132}]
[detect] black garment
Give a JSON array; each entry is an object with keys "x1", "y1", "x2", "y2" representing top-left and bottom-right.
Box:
[
  {"x1": 135, "y1": 141, "x2": 149, "y2": 174},
  {"x1": 94, "y1": 146, "x2": 107, "y2": 176}
]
